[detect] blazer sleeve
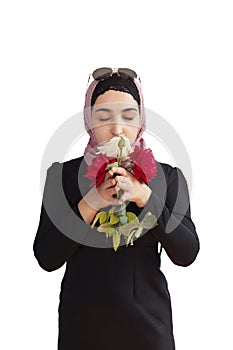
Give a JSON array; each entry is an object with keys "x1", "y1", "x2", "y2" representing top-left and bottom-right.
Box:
[
  {"x1": 33, "y1": 162, "x2": 83, "y2": 272},
  {"x1": 141, "y1": 166, "x2": 200, "y2": 266}
]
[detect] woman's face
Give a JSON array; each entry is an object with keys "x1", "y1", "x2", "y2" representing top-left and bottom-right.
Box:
[{"x1": 91, "y1": 90, "x2": 141, "y2": 145}]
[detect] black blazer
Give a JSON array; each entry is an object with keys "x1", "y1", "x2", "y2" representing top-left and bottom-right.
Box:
[{"x1": 33, "y1": 156, "x2": 200, "y2": 350}]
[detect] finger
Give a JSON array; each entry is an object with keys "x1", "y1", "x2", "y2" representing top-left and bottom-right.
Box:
[
  {"x1": 116, "y1": 179, "x2": 133, "y2": 200},
  {"x1": 105, "y1": 177, "x2": 117, "y2": 188},
  {"x1": 104, "y1": 184, "x2": 119, "y2": 195},
  {"x1": 104, "y1": 171, "x2": 112, "y2": 181},
  {"x1": 115, "y1": 175, "x2": 128, "y2": 182},
  {"x1": 108, "y1": 169, "x2": 114, "y2": 177},
  {"x1": 115, "y1": 181, "x2": 127, "y2": 192},
  {"x1": 111, "y1": 167, "x2": 127, "y2": 176},
  {"x1": 115, "y1": 177, "x2": 132, "y2": 189}
]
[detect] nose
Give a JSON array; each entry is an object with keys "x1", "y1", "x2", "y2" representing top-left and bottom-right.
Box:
[{"x1": 111, "y1": 122, "x2": 124, "y2": 136}]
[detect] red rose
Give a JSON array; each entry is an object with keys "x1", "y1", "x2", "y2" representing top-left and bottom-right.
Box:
[
  {"x1": 84, "y1": 154, "x2": 117, "y2": 188},
  {"x1": 129, "y1": 146, "x2": 157, "y2": 184}
]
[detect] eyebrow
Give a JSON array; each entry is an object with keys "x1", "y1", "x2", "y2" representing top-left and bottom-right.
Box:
[{"x1": 94, "y1": 107, "x2": 138, "y2": 113}]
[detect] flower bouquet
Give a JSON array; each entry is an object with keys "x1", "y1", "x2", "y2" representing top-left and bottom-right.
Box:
[{"x1": 84, "y1": 136, "x2": 158, "y2": 251}]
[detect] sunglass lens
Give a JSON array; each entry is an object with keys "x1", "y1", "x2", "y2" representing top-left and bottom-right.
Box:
[
  {"x1": 92, "y1": 67, "x2": 112, "y2": 80},
  {"x1": 118, "y1": 68, "x2": 137, "y2": 80}
]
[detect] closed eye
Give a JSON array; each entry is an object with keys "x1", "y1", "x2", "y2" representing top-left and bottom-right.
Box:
[
  {"x1": 99, "y1": 118, "x2": 110, "y2": 121},
  {"x1": 123, "y1": 117, "x2": 134, "y2": 120}
]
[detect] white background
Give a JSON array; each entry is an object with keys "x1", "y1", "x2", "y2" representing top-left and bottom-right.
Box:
[{"x1": 1, "y1": 1, "x2": 232, "y2": 349}]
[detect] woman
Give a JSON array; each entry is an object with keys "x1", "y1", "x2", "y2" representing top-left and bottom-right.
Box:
[{"x1": 33, "y1": 67, "x2": 200, "y2": 350}]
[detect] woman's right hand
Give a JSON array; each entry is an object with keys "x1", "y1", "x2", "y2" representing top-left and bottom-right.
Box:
[{"x1": 83, "y1": 170, "x2": 123, "y2": 211}]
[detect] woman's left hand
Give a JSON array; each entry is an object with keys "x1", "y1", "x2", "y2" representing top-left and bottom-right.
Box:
[{"x1": 108, "y1": 166, "x2": 152, "y2": 207}]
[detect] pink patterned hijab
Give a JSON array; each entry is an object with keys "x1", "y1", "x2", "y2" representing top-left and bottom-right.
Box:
[{"x1": 83, "y1": 76, "x2": 147, "y2": 165}]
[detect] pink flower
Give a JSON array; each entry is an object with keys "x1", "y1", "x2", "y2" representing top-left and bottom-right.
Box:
[
  {"x1": 129, "y1": 146, "x2": 157, "y2": 184},
  {"x1": 84, "y1": 153, "x2": 117, "y2": 188}
]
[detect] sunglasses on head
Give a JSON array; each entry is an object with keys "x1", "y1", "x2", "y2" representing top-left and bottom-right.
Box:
[{"x1": 86, "y1": 67, "x2": 141, "y2": 90}]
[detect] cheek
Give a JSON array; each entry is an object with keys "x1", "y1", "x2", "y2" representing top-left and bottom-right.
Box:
[
  {"x1": 126, "y1": 125, "x2": 140, "y2": 136},
  {"x1": 125, "y1": 116, "x2": 141, "y2": 136},
  {"x1": 92, "y1": 126, "x2": 110, "y2": 143}
]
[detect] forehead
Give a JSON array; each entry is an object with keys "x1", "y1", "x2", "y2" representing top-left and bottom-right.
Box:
[{"x1": 92, "y1": 90, "x2": 138, "y2": 110}]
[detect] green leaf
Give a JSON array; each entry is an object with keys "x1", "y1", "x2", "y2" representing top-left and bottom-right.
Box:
[
  {"x1": 109, "y1": 213, "x2": 120, "y2": 225},
  {"x1": 105, "y1": 228, "x2": 115, "y2": 237},
  {"x1": 99, "y1": 212, "x2": 108, "y2": 224},
  {"x1": 134, "y1": 226, "x2": 143, "y2": 238},
  {"x1": 118, "y1": 221, "x2": 139, "y2": 237},
  {"x1": 140, "y1": 212, "x2": 158, "y2": 229},
  {"x1": 113, "y1": 229, "x2": 121, "y2": 251},
  {"x1": 126, "y1": 212, "x2": 139, "y2": 224},
  {"x1": 126, "y1": 228, "x2": 137, "y2": 247},
  {"x1": 125, "y1": 226, "x2": 144, "y2": 247},
  {"x1": 105, "y1": 162, "x2": 118, "y2": 171},
  {"x1": 91, "y1": 212, "x2": 102, "y2": 228},
  {"x1": 108, "y1": 206, "x2": 116, "y2": 214},
  {"x1": 97, "y1": 223, "x2": 115, "y2": 232}
]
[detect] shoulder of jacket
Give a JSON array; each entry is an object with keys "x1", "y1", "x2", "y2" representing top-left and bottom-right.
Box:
[
  {"x1": 48, "y1": 156, "x2": 84, "y2": 170},
  {"x1": 157, "y1": 161, "x2": 185, "y2": 186},
  {"x1": 159, "y1": 161, "x2": 183, "y2": 174},
  {"x1": 157, "y1": 161, "x2": 174, "y2": 177}
]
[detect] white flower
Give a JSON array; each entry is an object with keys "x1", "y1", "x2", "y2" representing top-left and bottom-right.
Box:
[{"x1": 97, "y1": 136, "x2": 133, "y2": 161}]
